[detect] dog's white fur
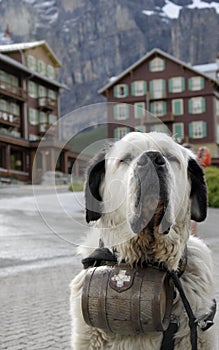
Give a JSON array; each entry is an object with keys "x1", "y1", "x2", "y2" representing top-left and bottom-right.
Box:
[{"x1": 70, "y1": 132, "x2": 217, "y2": 349}]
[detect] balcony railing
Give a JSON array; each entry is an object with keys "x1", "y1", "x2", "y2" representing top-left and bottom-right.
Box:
[
  {"x1": 0, "y1": 109, "x2": 20, "y2": 127},
  {"x1": 38, "y1": 97, "x2": 57, "y2": 111},
  {"x1": 0, "y1": 80, "x2": 27, "y2": 101}
]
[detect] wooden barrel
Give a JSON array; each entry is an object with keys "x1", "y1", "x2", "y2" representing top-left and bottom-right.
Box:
[{"x1": 81, "y1": 264, "x2": 174, "y2": 335}]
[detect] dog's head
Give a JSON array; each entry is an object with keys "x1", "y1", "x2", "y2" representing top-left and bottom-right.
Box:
[{"x1": 85, "y1": 132, "x2": 207, "y2": 242}]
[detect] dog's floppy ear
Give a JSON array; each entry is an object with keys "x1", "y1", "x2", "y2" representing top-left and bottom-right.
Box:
[
  {"x1": 85, "y1": 149, "x2": 106, "y2": 223},
  {"x1": 188, "y1": 157, "x2": 207, "y2": 222}
]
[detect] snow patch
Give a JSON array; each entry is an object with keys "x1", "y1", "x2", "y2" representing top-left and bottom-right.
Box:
[
  {"x1": 162, "y1": 0, "x2": 182, "y2": 18},
  {"x1": 188, "y1": 0, "x2": 219, "y2": 14}
]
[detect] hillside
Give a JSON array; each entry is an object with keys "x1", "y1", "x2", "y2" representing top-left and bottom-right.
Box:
[{"x1": 0, "y1": 0, "x2": 218, "y2": 120}]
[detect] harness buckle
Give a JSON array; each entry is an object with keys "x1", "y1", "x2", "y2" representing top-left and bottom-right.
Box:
[{"x1": 195, "y1": 314, "x2": 214, "y2": 331}]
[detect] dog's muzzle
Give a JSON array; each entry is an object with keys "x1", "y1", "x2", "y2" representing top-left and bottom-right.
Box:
[{"x1": 130, "y1": 151, "x2": 171, "y2": 234}]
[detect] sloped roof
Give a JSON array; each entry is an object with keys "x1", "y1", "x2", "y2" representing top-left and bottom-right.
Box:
[
  {"x1": 98, "y1": 48, "x2": 218, "y2": 94},
  {"x1": 0, "y1": 53, "x2": 67, "y2": 89},
  {"x1": 0, "y1": 40, "x2": 61, "y2": 67}
]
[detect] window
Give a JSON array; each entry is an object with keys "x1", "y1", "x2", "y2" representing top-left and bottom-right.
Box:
[
  {"x1": 27, "y1": 55, "x2": 36, "y2": 71},
  {"x1": 10, "y1": 103, "x2": 20, "y2": 116},
  {"x1": 29, "y1": 134, "x2": 40, "y2": 141},
  {"x1": 150, "y1": 101, "x2": 166, "y2": 116},
  {"x1": 149, "y1": 57, "x2": 165, "y2": 72},
  {"x1": 131, "y1": 81, "x2": 146, "y2": 96},
  {"x1": 0, "y1": 147, "x2": 4, "y2": 168},
  {"x1": 135, "y1": 125, "x2": 146, "y2": 133},
  {"x1": 172, "y1": 99, "x2": 183, "y2": 116},
  {"x1": 46, "y1": 65, "x2": 55, "y2": 80},
  {"x1": 28, "y1": 108, "x2": 39, "y2": 125},
  {"x1": 189, "y1": 97, "x2": 205, "y2": 114},
  {"x1": 38, "y1": 85, "x2": 47, "y2": 98},
  {"x1": 114, "y1": 104, "x2": 129, "y2": 120},
  {"x1": 169, "y1": 77, "x2": 185, "y2": 93},
  {"x1": 215, "y1": 99, "x2": 219, "y2": 116},
  {"x1": 0, "y1": 70, "x2": 6, "y2": 88},
  {"x1": 189, "y1": 121, "x2": 207, "y2": 139},
  {"x1": 48, "y1": 89, "x2": 56, "y2": 101},
  {"x1": 39, "y1": 112, "x2": 47, "y2": 124},
  {"x1": 134, "y1": 102, "x2": 145, "y2": 119},
  {"x1": 48, "y1": 114, "x2": 57, "y2": 124},
  {"x1": 150, "y1": 124, "x2": 167, "y2": 133},
  {"x1": 114, "y1": 127, "x2": 130, "y2": 140},
  {"x1": 150, "y1": 79, "x2": 166, "y2": 99},
  {"x1": 10, "y1": 149, "x2": 23, "y2": 171},
  {"x1": 0, "y1": 99, "x2": 8, "y2": 112},
  {"x1": 188, "y1": 76, "x2": 204, "y2": 91},
  {"x1": 28, "y1": 81, "x2": 38, "y2": 98},
  {"x1": 173, "y1": 123, "x2": 184, "y2": 140},
  {"x1": 114, "y1": 84, "x2": 128, "y2": 98},
  {"x1": 37, "y1": 60, "x2": 46, "y2": 75}
]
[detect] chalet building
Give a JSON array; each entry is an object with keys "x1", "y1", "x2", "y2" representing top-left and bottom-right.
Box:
[
  {"x1": 0, "y1": 41, "x2": 70, "y2": 183},
  {"x1": 99, "y1": 48, "x2": 219, "y2": 157}
]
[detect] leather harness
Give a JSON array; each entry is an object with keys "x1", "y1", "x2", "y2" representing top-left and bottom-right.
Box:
[{"x1": 82, "y1": 247, "x2": 216, "y2": 350}]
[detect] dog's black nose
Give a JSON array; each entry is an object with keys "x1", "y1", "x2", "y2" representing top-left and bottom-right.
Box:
[{"x1": 137, "y1": 151, "x2": 165, "y2": 167}]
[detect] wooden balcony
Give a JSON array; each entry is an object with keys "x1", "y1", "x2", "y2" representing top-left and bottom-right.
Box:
[
  {"x1": 38, "y1": 97, "x2": 57, "y2": 111},
  {"x1": 0, "y1": 80, "x2": 27, "y2": 101},
  {"x1": 0, "y1": 109, "x2": 20, "y2": 127}
]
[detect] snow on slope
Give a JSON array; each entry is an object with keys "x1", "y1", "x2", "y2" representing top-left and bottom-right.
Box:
[{"x1": 143, "y1": 0, "x2": 219, "y2": 19}]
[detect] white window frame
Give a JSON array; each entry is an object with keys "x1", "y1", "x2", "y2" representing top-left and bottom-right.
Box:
[
  {"x1": 190, "y1": 121, "x2": 206, "y2": 139},
  {"x1": 48, "y1": 114, "x2": 57, "y2": 124},
  {"x1": 134, "y1": 102, "x2": 145, "y2": 119},
  {"x1": 114, "y1": 104, "x2": 129, "y2": 120},
  {"x1": 150, "y1": 79, "x2": 165, "y2": 99},
  {"x1": 39, "y1": 112, "x2": 47, "y2": 124},
  {"x1": 114, "y1": 127, "x2": 129, "y2": 140},
  {"x1": 114, "y1": 84, "x2": 128, "y2": 98},
  {"x1": 28, "y1": 81, "x2": 38, "y2": 98},
  {"x1": 149, "y1": 57, "x2": 165, "y2": 72},
  {"x1": 27, "y1": 55, "x2": 36, "y2": 71},
  {"x1": 153, "y1": 101, "x2": 166, "y2": 116},
  {"x1": 37, "y1": 60, "x2": 46, "y2": 75},
  {"x1": 171, "y1": 77, "x2": 184, "y2": 93},
  {"x1": 190, "y1": 97, "x2": 205, "y2": 114},
  {"x1": 132, "y1": 81, "x2": 146, "y2": 96},
  {"x1": 29, "y1": 108, "x2": 39, "y2": 125},
  {"x1": 46, "y1": 65, "x2": 55, "y2": 80},
  {"x1": 189, "y1": 76, "x2": 204, "y2": 91}
]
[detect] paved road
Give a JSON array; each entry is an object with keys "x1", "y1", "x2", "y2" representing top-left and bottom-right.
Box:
[{"x1": 0, "y1": 186, "x2": 218, "y2": 349}]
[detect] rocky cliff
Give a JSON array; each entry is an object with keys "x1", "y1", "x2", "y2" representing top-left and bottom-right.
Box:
[{"x1": 0, "y1": 0, "x2": 218, "y2": 116}]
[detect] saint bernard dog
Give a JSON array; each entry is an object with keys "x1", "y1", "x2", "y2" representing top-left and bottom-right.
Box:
[{"x1": 70, "y1": 132, "x2": 217, "y2": 350}]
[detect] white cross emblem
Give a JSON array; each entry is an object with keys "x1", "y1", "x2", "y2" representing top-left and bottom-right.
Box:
[{"x1": 111, "y1": 270, "x2": 131, "y2": 288}]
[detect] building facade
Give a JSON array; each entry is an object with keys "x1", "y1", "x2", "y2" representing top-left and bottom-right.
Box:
[
  {"x1": 0, "y1": 41, "x2": 70, "y2": 183},
  {"x1": 99, "y1": 49, "x2": 219, "y2": 157}
]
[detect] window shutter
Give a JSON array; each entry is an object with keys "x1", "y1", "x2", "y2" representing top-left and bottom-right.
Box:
[
  {"x1": 189, "y1": 123, "x2": 193, "y2": 138},
  {"x1": 126, "y1": 127, "x2": 130, "y2": 134},
  {"x1": 201, "y1": 98, "x2": 206, "y2": 112},
  {"x1": 125, "y1": 85, "x2": 129, "y2": 97},
  {"x1": 188, "y1": 78, "x2": 193, "y2": 91},
  {"x1": 150, "y1": 81, "x2": 154, "y2": 98},
  {"x1": 202, "y1": 122, "x2": 207, "y2": 137},
  {"x1": 113, "y1": 86, "x2": 118, "y2": 97},
  {"x1": 143, "y1": 81, "x2": 147, "y2": 94},
  {"x1": 113, "y1": 105, "x2": 118, "y2": 119},
  {"x1": 163, "y1": 101, "x2": 167, "y2": 115},
  {"x1": 162, "y1": 80, "x2": 166, "y2": 95},
  {"x1": 131, "y1": 82, "x2": 135, "y2": 96},
  {"x1": 114, "y1": 128, "x2": 118, "y2": 140},
  {"x1": 174, "y1": 123, "x2": 183, "y2": 138},
  {"x1": 150, "y1": 102, "x2": 154, "y2": 114},
  {"x1": 169, "y1": 79, "x2": 173, "y2": 93},
  {"x1": 126, "y1": 104, "x2": 129, "y2": 118},
  {"x1": 189, "y1": 99, "x2": 193, "y2": 113},
  {"x1": 181, "y1": 78, "x2": 185, "y2": 91},
  {"x1": 200, "y1": 77, "x2": 204, "y2": 89}
]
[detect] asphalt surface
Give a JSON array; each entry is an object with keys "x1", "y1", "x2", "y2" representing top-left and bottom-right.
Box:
[{"x1": 0, "y1": 185, "x2": 218, "y2": 349}]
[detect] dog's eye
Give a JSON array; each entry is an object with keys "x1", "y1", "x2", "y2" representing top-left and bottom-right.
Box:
[
  {"x1": 119, "y1": 154, "x2": 132, "y2": 165},
  {"x1": 165, "y1": 154, "x2": 180, "y2": 165}
]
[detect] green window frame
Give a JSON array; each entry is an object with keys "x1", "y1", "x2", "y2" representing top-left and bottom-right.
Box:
[
  {"x1": 113, "y1": 84, "x2": 129, "y2": 98},
  {"x1": 114, "y1": 127, "x2": 130, "y2": 140},
  {"x1": 172, "y1": 99, "x2": 183, "y2": 115},
  {"x1": 150, "y1": 101, "x2": 167, "y2": 116},
  {"x1": 131, "y1": 81, "x2": 147, "y2": 96},
  {"x1": 169, "y1": 77, "x2": 185, "y2": 93},
  {"x1": 188, "y1": 76, "x2": 204, "y2": 91},
  {"x1": 189, "y1": 121, "x2": 207, "y2": 139},
  {"x1": 173, "y1": 123, "x2": 184, "y2": 140},
  {"x1": 134, "y1": 102, "x2": 145, "y2": 119},
  {"x1": 189, "y1": 97, "x2": 206, "y2": 114}
]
